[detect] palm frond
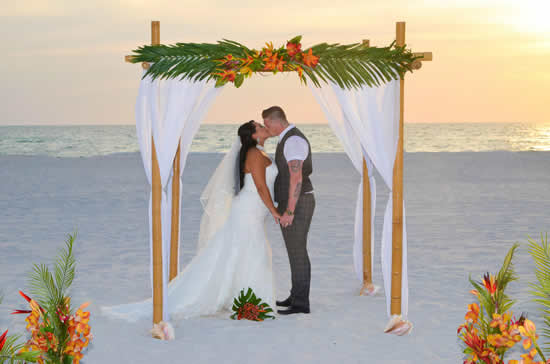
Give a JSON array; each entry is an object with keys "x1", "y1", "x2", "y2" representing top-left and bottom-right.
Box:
[
  {"x1": 29, "y1": 264, "x2": 58, "y2": 308},
  {"x1": 53, "y1": 233, "x2": 76, "y2": 302},
  {"x1": 129, "y1": 37, "x2": 418, "y2": 90},
  {"x1": 28, "y1": 233, "x2": 77, "y2": 308},
  {"x1": 0, "y1": 334, "x2": 40, "y2": 363},
  {"x1": 496, "y1": 243, "x2": 519, "y2": 312},
  {"x1": 527, "y1": 233, "x2": 550, "y2": 355}
]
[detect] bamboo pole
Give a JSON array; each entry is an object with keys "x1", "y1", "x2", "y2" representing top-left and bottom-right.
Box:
[
  {"x1": 169, "y1": 142, "x2": 181, "y2": 281},
  {"x1": 359, "y1": 38, "x2": 373, "y2": 296},
  {"x1": 150, "y1": 20, "x2": 163, "y2": 325},
  {"x1": 390, "y1": 21, "x2": 405, "y2": 316},
  {"x1": 359, "y1": 157, "x2": 373, "y2": 295}
]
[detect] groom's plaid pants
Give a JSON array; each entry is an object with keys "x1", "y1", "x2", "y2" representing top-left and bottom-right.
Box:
[{"x1": 280, "y1": 193, "x2": 315, "y2": 309}]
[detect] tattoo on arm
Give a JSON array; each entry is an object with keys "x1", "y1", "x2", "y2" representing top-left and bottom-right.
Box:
[
  {"x1": 289, "y1": 160, "x2": 303, "y2": 173},
  {"x1": 294, "y1": 182, "x2": 302, "y2": 198}
]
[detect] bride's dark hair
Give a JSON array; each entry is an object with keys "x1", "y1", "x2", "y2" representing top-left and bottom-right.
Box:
[{"x1": 238, "y1": 120, "x2": 258, "y2": 190}]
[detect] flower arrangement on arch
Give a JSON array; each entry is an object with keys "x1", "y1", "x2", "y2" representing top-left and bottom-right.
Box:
[
  {"x1": 231, "y1": 288, "x2": 275, "y2": 321},
  {"x1": 130, "y1": 36, "x2": 418, "y2": 90},
  {"x1": 458, "y1": 244, "x2": 548, "y2": 364},
  {"x1": 213, "y1": 36, "x2": 318, "y2": 88}
]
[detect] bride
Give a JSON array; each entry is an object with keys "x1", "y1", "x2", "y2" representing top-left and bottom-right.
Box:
[{"x1": 102, "y1": 120, "x2": 280, "y2": 321}]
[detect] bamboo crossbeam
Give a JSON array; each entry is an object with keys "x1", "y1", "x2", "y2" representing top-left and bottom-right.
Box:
[
  {"x1": 413, "y1": 52, "x2": 432, "y2": 61},
  {"x1": 150, "y1": 20, "x2": 163, "y2": 326},
  {"x1": 390, "y1": 21, "x2": 405, "y2": 316}
]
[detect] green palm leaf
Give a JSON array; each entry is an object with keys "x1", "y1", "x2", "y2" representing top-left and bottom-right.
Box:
[
  {"x1": 527, "y1": 233, "x2": 550, "y2": 355},
  {"x1": 28, "y1": 233, "x2": 77, "y2": 309},
  {"x1": 0, "y1": 333, "x2": 40, "y2": 363},
  {"x1": 128, "y1": 37, "x2": 418, "y2": 90}
]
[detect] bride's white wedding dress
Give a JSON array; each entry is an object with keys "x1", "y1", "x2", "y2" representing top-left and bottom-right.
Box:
[{"x1": 101, "y1": 155, "x2": 278, "y2": 322}]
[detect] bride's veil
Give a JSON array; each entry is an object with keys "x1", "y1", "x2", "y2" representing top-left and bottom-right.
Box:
[{"x1": 197, "y1": 136, "x2": 241, "y2": 252}]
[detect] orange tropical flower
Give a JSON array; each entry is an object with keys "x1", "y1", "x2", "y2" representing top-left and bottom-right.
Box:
[
  {"x1": 275, "y1": 56, "x2": 286, "y2": 72},
  {"x1": 520, "y1": 319, "x2": 537, "y2": 337},
  {"x1": 302, "y1": 49, "x2": 319, "y2": 68},
  {"x1": 286, "y1": 42, "x2": 301, "y2": 57},
  {"x1": 263, "y1": 54, "x2": 278, "y2": 71},
  {"x1": 483, "y1": 273, "x2": 497, "y2": 295},
  {"x1": 263, "y1": 42, "x2": 275, "y2": 57},
  {"x1": 464, "y1": 303, "x2": 480, "y2": 323}
]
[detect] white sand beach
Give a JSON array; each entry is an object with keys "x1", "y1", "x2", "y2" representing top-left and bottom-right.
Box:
[{"x1": 1, "y1": 151, "x2": 550, "y2": 363}]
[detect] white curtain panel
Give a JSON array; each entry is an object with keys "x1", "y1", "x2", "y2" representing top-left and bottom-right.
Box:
[
  {"x1": 135, "y1": 72, "x2": 221, "y2": 320},
  {"x1": 311, "y1": 79, "x2": 409, "y2": 319},
  {"x1": 309, "y1": 85, "x2": 376, "y2": 284}
]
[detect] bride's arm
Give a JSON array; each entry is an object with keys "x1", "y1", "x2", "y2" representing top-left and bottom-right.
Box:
[{"x1": 247, "y1": 149, "x2": 280, "y2": 221}]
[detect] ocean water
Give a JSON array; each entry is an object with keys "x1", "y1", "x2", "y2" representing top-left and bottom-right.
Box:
[{"x1": 1, "y1": 123, "x2": 550, "y2": 158}]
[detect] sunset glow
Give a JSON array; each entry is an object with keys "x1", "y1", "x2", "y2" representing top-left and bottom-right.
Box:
[{"x1": 2, "y1": 0, "x2": 549, "y2": 125}]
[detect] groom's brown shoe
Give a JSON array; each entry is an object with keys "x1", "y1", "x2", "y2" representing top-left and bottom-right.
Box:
[
  {"x1": 276, "y1": 297, "x2": 292, "y2": 307},
  {"x1": 277, "y1": 306, "x2": 310, "y2": 315}
]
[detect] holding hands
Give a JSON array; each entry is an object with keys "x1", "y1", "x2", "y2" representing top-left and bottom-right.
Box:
[
  {"x1": 279, "y1": 210, "x2": 294, "y2": 228},
  {"x1": 270, "y1": 209, "x2": 294, "y2": 227}
]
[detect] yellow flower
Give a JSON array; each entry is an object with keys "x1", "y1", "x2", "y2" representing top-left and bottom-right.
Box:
[
  {"x1": 519, "y1": 319, "x2": 538, "y2": 339},
  {"x1": 240, "y1": 66, "x2": 253, "y2": 78}
]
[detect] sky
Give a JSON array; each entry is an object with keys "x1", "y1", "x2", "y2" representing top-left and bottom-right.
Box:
[{"x1": 3, "y1": 0, "x2": 549, "y2": 125}]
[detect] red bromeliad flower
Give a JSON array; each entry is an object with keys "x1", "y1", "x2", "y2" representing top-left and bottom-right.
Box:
[
  {"x1": 215, "y1": 69, "x2": 236, "y2": 83},
  {"x1": 462, "y1": 328, "x2": 490, "y2": 361},
  {"x1": 483, "y1": 273, "x2": 497, "y2": 295},
  {"x1": 286, "y1": 41, "x2": 301, "y2": 57},
  {"x1": 239, "y1": 55, "x2": 254, "y2": 67},
  {"x1": 0, "y1": 329, "x2": 7, "y2": 351},
  {"x1": 18, "y1": 291, "x2": 45, "y2": 313},
  {"x1": 11, "y1": 309, "x2": 32, "y2": 315}
]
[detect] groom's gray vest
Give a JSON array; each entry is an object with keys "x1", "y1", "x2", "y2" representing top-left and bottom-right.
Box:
[{"x1": 274, "y1": 127, "x2": 313, "y2": 213}]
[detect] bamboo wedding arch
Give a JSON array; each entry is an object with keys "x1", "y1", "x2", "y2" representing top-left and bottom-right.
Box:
[{"x1": 124, "y1": 21, "x2": 432, "y2": 328}]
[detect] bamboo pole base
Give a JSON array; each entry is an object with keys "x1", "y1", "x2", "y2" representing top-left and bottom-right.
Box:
[
  {"x1": 384, "y1": 314, "x2": 413, "y2": 336},
  {"x1": 359, "y1": 282, "x2": 380, "y2": 296}
]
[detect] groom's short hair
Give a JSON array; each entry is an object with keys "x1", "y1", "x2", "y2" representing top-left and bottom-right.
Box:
[{"x1": 262, "y1": 106, "x2": 287, "y2": 123}]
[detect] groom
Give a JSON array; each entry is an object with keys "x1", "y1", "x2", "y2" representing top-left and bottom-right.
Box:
[{"x1": 262, "y1": 106, "x2": 315, "y2": 315}]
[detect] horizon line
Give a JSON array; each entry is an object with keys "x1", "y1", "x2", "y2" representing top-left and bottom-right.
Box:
[{"x1": 1, "y1": 121, "x2": 549, "y2": 126}]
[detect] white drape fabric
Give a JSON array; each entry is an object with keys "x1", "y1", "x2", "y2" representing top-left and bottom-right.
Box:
[
  {"x1": 310, "y1": 80, "x2": 408, "y2": 318},
  {"x1": 135, "y1": 72, "x2": 221, "y2": 321},
  {"x1": 197, "y1": 137, "x2": 241, "y2": 253},
  {"x1": 310, "y1": 85, "x2": 376, "y2": 285}
]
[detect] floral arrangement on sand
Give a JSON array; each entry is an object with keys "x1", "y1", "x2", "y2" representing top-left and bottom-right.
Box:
[
  {"x1": 458, "y1": 244, "x2": 548, "y2": 364},
  {"x1": 231, "y1": 288, "x2": 275, "y2": 321},
  {"x1": 8, "y1": 233, "x2": 93, "y2": 364}
]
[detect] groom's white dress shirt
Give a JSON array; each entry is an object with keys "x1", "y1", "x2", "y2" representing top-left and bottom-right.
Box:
[{"x1": 278, "y1": 124, "x2": 314, "y2": 194}]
